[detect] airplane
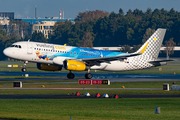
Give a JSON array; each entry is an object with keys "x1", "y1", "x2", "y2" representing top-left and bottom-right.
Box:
[{"x1": 3, "y1": 28, "x2": 171, "y2": 79}]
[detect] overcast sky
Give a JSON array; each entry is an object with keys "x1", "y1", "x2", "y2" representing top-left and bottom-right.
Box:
[{"x1": 0, "y1": 0, "x2": 180, "y2": 19}]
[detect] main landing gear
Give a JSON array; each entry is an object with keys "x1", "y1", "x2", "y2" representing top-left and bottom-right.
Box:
[
  {"x1": 67, "y1": 71, "x2": 75, "y2": 79},
  {"x1": 85, "y1": 73, "x2": 92, "y2": 79},
  {"x1": 85, "y1": 69, "x2": 93, "y2": 79},
  {"x1": 67, "y1": 70, "x2": 93, "y2": 79},
  {"x1": 21, "y1": 61, "x2": 28, "y2": 72}
]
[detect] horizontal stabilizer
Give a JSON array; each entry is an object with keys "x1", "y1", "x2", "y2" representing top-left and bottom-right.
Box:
[{"x1": 148, "y1": 60, "x2": 174, "y2": 66}]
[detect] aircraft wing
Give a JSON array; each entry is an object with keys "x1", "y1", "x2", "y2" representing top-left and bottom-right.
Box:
[{"x1": 80, "y1": 53, "x2": 141, "y2": 66}]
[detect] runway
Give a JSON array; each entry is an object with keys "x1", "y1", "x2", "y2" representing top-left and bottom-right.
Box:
[
  {"x1": 0, "y1": 71, "x2": 180, "y2": 82},
  {"x1": 0, "y1": 94, "x2": 180, "y2": 99},
  {"x1": 0, "y1": 71, "x2": 180, "y2": 99}
]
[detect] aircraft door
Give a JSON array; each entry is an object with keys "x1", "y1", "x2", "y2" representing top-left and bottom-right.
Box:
[{"x1": 27, "y1": 42, "x2": 33, "y2": 54}]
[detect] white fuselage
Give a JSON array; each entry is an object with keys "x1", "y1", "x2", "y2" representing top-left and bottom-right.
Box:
[{"x1": 3, "y1": 41, "x2": 154, "y2": 71}]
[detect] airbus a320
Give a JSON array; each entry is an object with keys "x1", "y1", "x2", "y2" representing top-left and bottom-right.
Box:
[{"x1": 3, "y1": 28, "x2": 170, "y2": 79}]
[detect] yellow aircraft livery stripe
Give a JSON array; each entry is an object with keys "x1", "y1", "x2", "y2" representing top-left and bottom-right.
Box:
[{"x1": 140, "y1": 42, "x2": 149, "y2": 53}]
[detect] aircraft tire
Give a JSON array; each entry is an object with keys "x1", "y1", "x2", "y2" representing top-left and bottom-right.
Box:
[
  {"x1": 67, "y1": 73, "x2": 75, "y2": 79},
  {"x1": 21, "y1": 68, "x2": 26, "y2": 72},
  {"x1": 85, "y1": 73, "x2": 92, "y2": 79}
]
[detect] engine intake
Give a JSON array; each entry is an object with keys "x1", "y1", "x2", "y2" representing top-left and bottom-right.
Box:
[
  {"x1": 37, "y1": 63, "x2": 62, "y2": 71},
  {"x1": 63, "y1": 60, "x2": 87, "y2": 71}
]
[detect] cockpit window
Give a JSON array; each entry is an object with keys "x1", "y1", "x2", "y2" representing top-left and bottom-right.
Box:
[{"x1": 11, "y1": 45, "x2": 22, "y2": 48}]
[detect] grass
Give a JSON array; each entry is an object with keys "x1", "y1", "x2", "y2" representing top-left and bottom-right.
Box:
[
  {"x1": 0, "y1": 98, "x2": 180, "y2": 120},
  {"x1": 0, "y1": 61, "x2": 180, "y2": 119},
  {"x1": 0, "y1": 80, "x2": 180, "y2": 95}
]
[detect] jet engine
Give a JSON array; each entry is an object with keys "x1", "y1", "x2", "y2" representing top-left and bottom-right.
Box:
[
  {"x1": 37, "y1": 63, "x2": 62, "y2": 71},
  {"x1": 63, "y1": 60, "x2": 87, "y2": 71}
]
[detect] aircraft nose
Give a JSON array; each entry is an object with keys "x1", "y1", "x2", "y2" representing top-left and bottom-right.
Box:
[{"x1": 3, "y1": 48, "x2": 10, "y2": 57}]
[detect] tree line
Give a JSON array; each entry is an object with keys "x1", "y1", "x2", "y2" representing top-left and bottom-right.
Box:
[{"x1": 1, "y1": 8, "x2": 180, "y2": 60}]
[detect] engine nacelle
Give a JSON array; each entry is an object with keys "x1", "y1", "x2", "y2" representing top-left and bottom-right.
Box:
[
  {"x1": 63, "y1": 60, "x2": 87, "y2": 71},
  {"x1": 37, "y1": 63, "x2": 62, "y2": 71}
]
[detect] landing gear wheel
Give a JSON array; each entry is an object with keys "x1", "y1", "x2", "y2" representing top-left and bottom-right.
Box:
[
  {"x1": 21, "y1": 61, "x2": 28, "y2": 72},
  {"x1": 67, "y1": 72, "x2": 75, "y2": 79},
  {"x1": 85, "y1": 73, "x2": 92, "y2": 79},
  {"x1": 21, "y1": 68, "x2": 26, "y2": 72}
]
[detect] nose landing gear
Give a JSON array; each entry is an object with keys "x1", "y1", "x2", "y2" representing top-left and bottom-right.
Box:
[{"x1": 21, "y1": 61, "x2": 28, "y2": 72}]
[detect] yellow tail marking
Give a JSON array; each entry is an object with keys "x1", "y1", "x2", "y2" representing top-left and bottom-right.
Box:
[{"x1": 140, "y1": 43, "x2": 149, "y2": 53}]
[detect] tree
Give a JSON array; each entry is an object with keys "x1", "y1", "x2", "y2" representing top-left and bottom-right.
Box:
[
  {"x1": 31, "y1": 31, "x2": 47, "y2": 43},
  {"x1": 164, "y1": 38, "x2": 176, "y2": 60},
  {"x1": 120, "y1": 45, "x2": 132, "y2": 53},
  {"x1": 119, "y1": 8, "x2": 124, "y2": 16},
  {"x1": 142, "y1": 28, "x2": 155, "y2": 43},
  {"x1": 76, "y1": 31, "x2": 94, "y2": 48},
  {"x1": 75, "y1": 10, "x2": 109, "y2": 22},
  {"x1": 50, "y1": 21, "x2": 72, "y2": 44},
  {"x1": 126, "y1": 28, "x2": 134, "y2": 41},
  {"x1": 131, "y1": 44, "x2": 142, "y2": 52}
]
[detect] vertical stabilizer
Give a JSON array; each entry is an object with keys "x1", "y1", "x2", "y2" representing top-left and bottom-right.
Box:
[
  {"x1": 136, "y1": 28, "x2": 166, "y2": 60},
  {"x1": 124, "y1": 28, "x2": 166, "y2": 70}
]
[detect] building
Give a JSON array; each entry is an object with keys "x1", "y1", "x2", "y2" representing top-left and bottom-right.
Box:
[
  {"x1": 0, "y1": 12, "x2": 75, "y2": 39},
  {"x1": 0, "y1": 12, "x2": 14, "y2": 20},
  {"x1": 32, "y1": 21, "x2": 55, "y2": 39},
  {"x1": 21, "y1": 18, "x2": 75, "y2": 39},
  {"x1": 0, "y1": 12, "x2": 14, "y2": 27}
]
